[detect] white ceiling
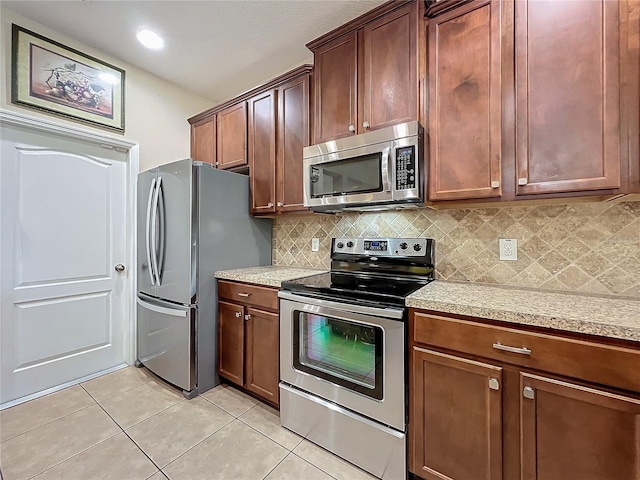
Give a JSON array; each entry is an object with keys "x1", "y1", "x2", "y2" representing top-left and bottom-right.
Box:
[{"x1": 4, "y1": 0, "x2": 388, "y2": 104}]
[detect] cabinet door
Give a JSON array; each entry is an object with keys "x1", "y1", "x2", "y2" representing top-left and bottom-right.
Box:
[
  {"x1": 245, "y1": 307, "x2": 279, "y2": 406},
  {"x1": 216, "y1": 102, "x2": 247, "y2": 169},
  {"x1": 191, "y1": 115, "x2": 215, "y2": 165},
  {"x1": 313, "y1": 32, "x2": 357, "y2": 144},
  {"x1": 363, "y1": 3, "x2": 418, "y2": 132},
  {"x1": 515, "y1": 0, "x2": 621, "y2": 195},
  {"x1": 410, "y1": 347, "x2": 503, "y2": 480},
  {"x1": 248, "y1": 90, "x2": 277, "y2": 214},
  {"x1": 277, "y1": 74, "x2": 310, "y2": 213},
  {"x1": 218, "y1": 300, "x2": 244, "y2": 386},
  {"x1": 428, "y1": 0, "x2": 503, "y2": 200},
  {"x1": 520, "y1": 372, "x2": 640, "y2": 480}
]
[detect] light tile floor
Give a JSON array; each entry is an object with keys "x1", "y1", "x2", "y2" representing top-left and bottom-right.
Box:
[{"x1": 0, "y1": 367, "x2": 377, "y2": 480}]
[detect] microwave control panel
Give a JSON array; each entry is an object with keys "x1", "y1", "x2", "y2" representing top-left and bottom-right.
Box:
[{"x1": 395, "y1": 146, "x2": 416, "y2": 190}]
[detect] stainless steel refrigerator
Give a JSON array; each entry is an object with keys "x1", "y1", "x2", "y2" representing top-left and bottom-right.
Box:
[{"x1": 136, "y1": 159, "x2": 272, "y2": 398}]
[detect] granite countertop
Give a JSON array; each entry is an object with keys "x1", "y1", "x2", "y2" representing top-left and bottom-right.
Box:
[
  {"x1": 214, "y1": 265, "x2": 326, "y2": 288},
  {"x1": 407, "y1": 281, "x2": 640, "y2": 343}
]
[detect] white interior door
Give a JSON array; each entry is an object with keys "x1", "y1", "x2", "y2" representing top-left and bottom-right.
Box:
[{"x1": 1, "y1": 123, "x2": 129, "y2": 405}]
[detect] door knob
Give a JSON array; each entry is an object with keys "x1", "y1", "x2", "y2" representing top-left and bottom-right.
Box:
[{"x1": 115, "y1": 264, "x2": 125, "y2": 272}]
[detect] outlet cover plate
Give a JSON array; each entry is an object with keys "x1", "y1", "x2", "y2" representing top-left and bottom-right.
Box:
[
  {"x1": 499, "y1": 239, "x2": 517, "y2": 261},
  {"x1": 311, "y1": 238, "x2": 320, "y2": 252}
]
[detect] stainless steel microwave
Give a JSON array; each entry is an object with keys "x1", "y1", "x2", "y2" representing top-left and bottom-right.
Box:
[{"x1": 303, "y1": 121, "x2": 424, "y2": 212}]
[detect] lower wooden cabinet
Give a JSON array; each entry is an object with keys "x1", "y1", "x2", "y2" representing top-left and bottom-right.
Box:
[
  {"x1": 217, "y1": 280, "x2": 280, "y2": 406},
  {"x1": 520, "y1": 373, "x2": 640, "y2": 480},
  {"x1": 409, "y1": 310, "x2": 640, "y2": 480},
  {"x1": 411, "y1": 347, "x2": 502, "y2": 480}
]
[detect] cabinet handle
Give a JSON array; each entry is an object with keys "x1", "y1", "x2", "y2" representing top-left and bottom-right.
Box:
[
  {"x1": 523, "y1": 386, "x2": 535, "y2": 399},
  {"x1": 489, "y1": 378, "x2": 500, "y2": 391},
  {"x1": 267, "y1": 203, "x2": 274, "y2": 208},
  {"x1": 493, "y1": 343, "x2": 531, "y2": 355},
  {"x1": 215, "y1": 162, "x2": 219, "y2": 167},
  {"x1": 348, "y1": 125, "x2": 356, "y2": 133},
  {"x1": 518, "y1": 177, "x2": 528, "y2": 186},
  {"x1": 491, "y1": 180, "x2": 500, "y2": 188},
  {"x1": 277, "y1": 202, "x2": 283, "y2": 207},
  {"x1": 362, "y1": 121, "x2": 370, "y2": 129},
  {"x1": 235, "y1": 311, "x2": 242, "y2": 318},
  {"x1": 244, "y1": 314, "x2": 251, "y2": 321},
  {"x1": 237, "y1": 292, "x2": 251, "y2": 297}
]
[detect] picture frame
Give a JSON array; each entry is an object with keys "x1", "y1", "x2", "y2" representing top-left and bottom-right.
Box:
[{"x1": 11, "y1": 24, "x2": 125, "y2": 133}]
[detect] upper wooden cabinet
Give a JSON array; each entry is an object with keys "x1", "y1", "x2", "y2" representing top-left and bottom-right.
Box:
[
  {"x1": 426, "y1": 0, "x2": 639, "y2": 202},
  {"x1": 427, "y1": 0, "x2": 503, "y2": 201},
  {"x1": 309, "y1": 1, "x2": 418, "y2": 144},
  {"x1": 514, "y1": 0, "x2": 621, "y2": 195},
  {"x1": 248, "y1": 89, "x2": 277, "y2": 214},
  {"x1": 277, "y1": 73, "x2": 311, "y2": 213},
  {"x1": 248, "y1": 68, "x2": 311, "y2": 216},
  {"x1": 190, "y1": 115, "x2": 215, "y2": 165},
  {"x1": 217, "y1": 102, "x2": 247, "y2": 170}
]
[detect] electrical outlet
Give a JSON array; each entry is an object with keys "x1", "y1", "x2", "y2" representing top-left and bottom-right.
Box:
[
  {"x1": 499, "y1": 239, "x2": 518, "y2": 261},
  {"x1": 311, "y1": 238, "x2": 320, "y2": 252}
]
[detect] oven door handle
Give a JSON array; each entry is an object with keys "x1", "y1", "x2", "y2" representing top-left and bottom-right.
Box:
[{"x1": 277, "y1": 291, "x2": 405, "y2": 320}]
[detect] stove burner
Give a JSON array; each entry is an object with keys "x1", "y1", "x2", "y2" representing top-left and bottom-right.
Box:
[{"x1": 281, "y1": 237, "x2": 435, "y2": 308}]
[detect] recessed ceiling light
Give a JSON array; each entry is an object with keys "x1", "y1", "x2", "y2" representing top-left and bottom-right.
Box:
[{"x1": 137, "y1": 29, "x2": 164, "y2": 50}]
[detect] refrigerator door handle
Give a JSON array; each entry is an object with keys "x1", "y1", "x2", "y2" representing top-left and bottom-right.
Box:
[
  {"x1": 157, "y1": 178, "x2": 166, "y2": 285},
  {"x1": 150, "y1": 176, "x2": 162, "y2": 285},
  {"x1": 145, "y1": 178, "x2": 157, "y2": 286},
  {"x1": 137, "y1": 297, "x2": 188, "y2": 317}
]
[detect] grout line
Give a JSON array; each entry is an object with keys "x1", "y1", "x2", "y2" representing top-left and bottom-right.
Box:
[
  {"x1": 0, "y1": 401, "x2": 97, "y2": 444},
  {"x1": 158, "y1": 416, "x2": 237, "y2": 472},
  {"x1": 289, "y1": 450, "x2": 339, "y2": 480},
  {"x1": 259, "y1": 450, "x2": 291, "y2": 480},
  {"x1": 23, "y1": 413, "x2": 122, "y2": 480},
  {"x1": 92, "y1": 397, "x2": 164, "y2": 473}
]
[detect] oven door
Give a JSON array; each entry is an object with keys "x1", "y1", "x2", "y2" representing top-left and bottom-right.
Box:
[
  {"x1": 279, "y1": 292, "x2": 406, "y2": 431},
  {"x1": 303, "y1": 141, "x2": 393, "y2": 210}
]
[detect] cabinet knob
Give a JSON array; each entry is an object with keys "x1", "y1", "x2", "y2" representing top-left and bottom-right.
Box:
[
  {"x1": 277, "y1": 202, "x2": 283, "y2": 207},
  {"x1": 523, "y1": 386, "x2": 535, "y2": 399},
  {"x1": 235, "y1": 311, "x2": 242, "y2": 318},
  {"x1": 348, "y1": 125, "x2": 356, "y2": 133},
  {"x1": 491, "y1": 180, "x2": 500, "y2": 188},
  {"x1": 518, "y1": 177, "x2": 528, "y2": 186},
  {"x1": 489, "y1": 378, "x2": 500, "y2": 391},
  {"x1": 267, "y1": 202, "x2": 274, "y2": 208},
  {"x1": 363, "y1": 121, "x2": 370, "y2": 129},
  {"x1": 244, "y1": 314, "x2": 251, "y2": 321}
]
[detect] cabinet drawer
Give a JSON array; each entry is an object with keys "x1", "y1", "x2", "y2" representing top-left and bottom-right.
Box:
[
  {"x1": 412, "y1": 311, "x2": 640, "y2": 394},
  {"x1": 218, "y1": 280, "x2": 278, "y2": 311}
]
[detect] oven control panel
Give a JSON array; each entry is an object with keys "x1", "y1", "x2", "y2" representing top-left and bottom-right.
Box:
[{"x1": 333, "y1": 237, "x2": 429, "y2": 257}]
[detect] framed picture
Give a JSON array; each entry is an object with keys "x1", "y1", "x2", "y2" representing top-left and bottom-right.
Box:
[{"x1": 11, "y1": 24, "x2": 125, "y2": 132}]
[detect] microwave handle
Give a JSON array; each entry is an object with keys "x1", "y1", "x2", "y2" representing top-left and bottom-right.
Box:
[{"x1": 382, "y1": 146, "x2": 393, "y2": 193}]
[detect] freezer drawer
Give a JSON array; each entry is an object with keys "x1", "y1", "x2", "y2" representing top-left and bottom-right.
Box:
[{"x1": 137, "y1": 294, "x2": 196, "y2": 392}]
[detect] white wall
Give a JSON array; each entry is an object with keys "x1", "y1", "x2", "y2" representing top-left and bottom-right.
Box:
[{"x1": 0, "y1": 8, "x2": 214, "y2": 171}]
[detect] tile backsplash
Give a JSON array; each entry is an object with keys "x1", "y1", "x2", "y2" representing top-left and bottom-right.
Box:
[{"x1": 273, "y1": 201, "x2": 640, "y2": 299}]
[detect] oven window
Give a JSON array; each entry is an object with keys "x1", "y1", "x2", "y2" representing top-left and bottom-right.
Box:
[
  {"x1": 310, "y1": 153, "x2": 383, "y2": 198},
  {"x1": 293, "y1": 311, "x2": 383, "y2": 400}
]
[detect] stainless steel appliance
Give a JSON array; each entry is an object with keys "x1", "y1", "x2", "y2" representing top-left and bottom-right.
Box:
[
  {"x1": 303, "y1": 121, "x2": 424, "y2": 212},
  {"x1": 279, "y1": 237, "x2": 435, "y2": 480},
  {"x1": 136, "y1": 159, "x2": 272, "y2": 398}
]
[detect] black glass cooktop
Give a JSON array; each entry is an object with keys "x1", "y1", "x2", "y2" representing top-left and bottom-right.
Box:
[{"x1": 281, "y1": 271, "x2": 432, "y2": 307}]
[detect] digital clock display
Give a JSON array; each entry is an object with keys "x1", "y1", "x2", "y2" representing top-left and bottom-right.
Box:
[{"x1": 364, "y1": 240, "x2": 387, "y2": 251}]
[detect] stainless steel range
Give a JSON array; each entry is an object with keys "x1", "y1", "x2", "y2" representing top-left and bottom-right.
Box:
[{"x1": 278, "y1": 237, "x2": 435, "y2": 480}]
